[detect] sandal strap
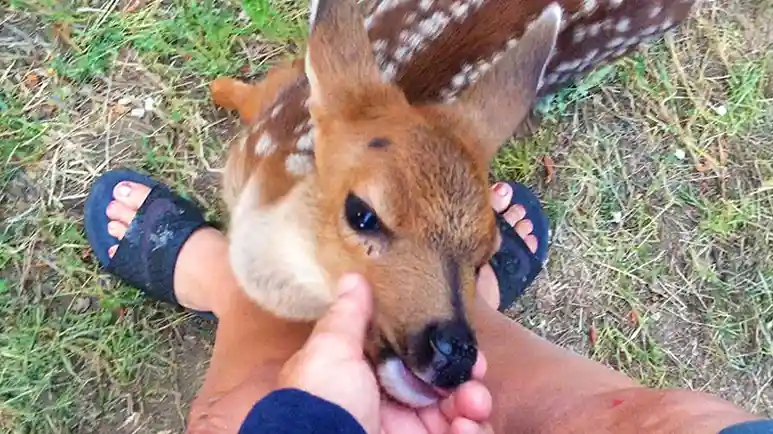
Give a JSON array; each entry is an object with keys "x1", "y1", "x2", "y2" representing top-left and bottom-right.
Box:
[
  {"x1": 105, "y1": 184, "x2": 209, "y2": 306},
  {"x1": 489, "y1": 212, "x2": 544, "y2": 312}
]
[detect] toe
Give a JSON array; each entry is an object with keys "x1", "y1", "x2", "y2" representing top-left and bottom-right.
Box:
[
  {"x1": 503, "y1": 204, "x2": 526, "y2": 225},
  {"x1": 515, "y1": 219, "x2": 534, "y2": 239},
  {"x1": 107, "y1": 221, "x2": 128, "y2": 239},
  {"x1": 113, "y1": 181, "x2": 152, "y2": 211},
  {"x1": 523, "y1": 234, "x2": 538, "y2": 254},
  {"x1": 489, "y1": 182, "x2": 513, "y2": 213},
  {"x1": 106, "y1": 200, "x2": 137, "y2": 226}
]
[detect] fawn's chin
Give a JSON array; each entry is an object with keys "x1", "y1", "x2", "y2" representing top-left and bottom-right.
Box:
[{"x1": 377, "y1": 357, "x2": 451, "y2": 408}]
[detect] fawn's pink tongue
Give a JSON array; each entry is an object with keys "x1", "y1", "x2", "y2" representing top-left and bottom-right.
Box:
[{"x1": 377, "y1": 357, "x2": 448, "y2": 408}]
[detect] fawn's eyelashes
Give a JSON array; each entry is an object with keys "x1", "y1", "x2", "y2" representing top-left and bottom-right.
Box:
[{"x1": 344, "y1": 193, "x2": 384, "y2": 235}]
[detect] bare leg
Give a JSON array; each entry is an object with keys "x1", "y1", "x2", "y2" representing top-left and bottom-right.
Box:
[{"x1": 104, "y1": 181, "x2": 759, "y2": 434}]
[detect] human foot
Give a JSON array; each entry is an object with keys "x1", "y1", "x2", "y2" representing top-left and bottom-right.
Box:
[
  {"x1": 85, "y1": 169, "x2": 220, "y2": 319},
  {"x1": 477, "y1": 181, "x2": 549, "y2": 310}
]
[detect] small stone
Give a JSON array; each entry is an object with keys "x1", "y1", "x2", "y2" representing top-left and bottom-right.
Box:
[
  {"x1": 143, "y1": 97, "x2": 155, "y2": 112},
  {"x1": 611, "y1": 211, "x2": 623, "y2": 224},
  {"x1": 674, "y1": 149, "x2": 686, "y2": 160},
  {"x1": 713, "y1": 105, "x2": 727, "y2": 116},
  {"x1": 73, "y1": 296, "x2": 91, "y2": 313},
  {"x1": 117, "y1": 96, "x2": 132, "y2": 106},
  {"x1": 130, "y1": 107, "x2": 145, "y2": 118}
]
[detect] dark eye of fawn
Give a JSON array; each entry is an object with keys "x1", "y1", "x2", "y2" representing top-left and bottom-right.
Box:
[{"x1": 345, "y1": 194, "x2": 382, "y2": 234}]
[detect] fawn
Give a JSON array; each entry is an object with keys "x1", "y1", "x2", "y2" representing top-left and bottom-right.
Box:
[{"x1": 210, "y1": 0, "x2": 698, "y2": 408}]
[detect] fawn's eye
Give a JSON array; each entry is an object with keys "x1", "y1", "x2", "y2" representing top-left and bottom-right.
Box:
[{"x1": 345, "y1": 193, "x2": 382, "y2": 234}]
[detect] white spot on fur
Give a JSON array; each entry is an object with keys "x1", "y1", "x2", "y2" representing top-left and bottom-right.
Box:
[
  {"x1": 609, "y1": 0, "x2": 623, "y2": 8},
  {"x1": 582, "y1": 0, "x2": 598, "y2": 15},
  {"x1": 382, "y1": 62, "x2": 398, "y2": 80},
  {"x1": 255, "y1": 132, "x2": 275, "y2": 156},
  {"x1": 285, "y1": 153, "x2": 314, "y2": 176},
  {"x1": 451, "y1": 72, "x2": 466, "y2": 89},
  {"x1": 573, "y1": 25, "x2": 587, "y2": 43},
  {"x1": 477, "y1": 60, "x2": 492, "y2": 74},
  {"x1": 624, "y1": 36, "x2": 641, "y2": 47},
  {"x1": 374, "y1": 51, "x2": 386, "y2": 66},
  {"x1": 659, "y1": 17, "x2": 674, "y2": 31},
  {"x1": 395, "y1": 45, "x2": 411, "y2": 62},
  {"x1": 506, "y1": 38, "x2": 518, "y2": 49},
  {"x1": 605, "y1": 36, "x2": 625, "y2": 48},
  {"x1": 641, "y1": 24, "x2": 659, "y2": 36},
  {"x1": 405, "y1": 12, "x2": 417, "y2": 24},
  {"x1": 616, "y1": 17, "x2": 631, "y2": 32},
  {"x1": 450, "y1": 1, "x2": 470, "y2": 20},
  {"x1": 373, "y1": 39, "x2": 388, "y2": 53},
  {"x1": 584, "y1": 48, "x2": 600, "y2": 63},
  {"x1": 417, "y1": 11, "x2": 450, "y2": 39},
  {"x1": 588, "y1": 22, "x2": 602, "y2": 36},
  {"x1": 270, "y1": 103, "x2": 284, "y2": 119},
  {"x1": 648, "y1": 4, "x2": 663, "y2": 18},
  {"x1": 296, "y1": 130, "x2": 314, "y2": 151},
  {"x1": 420, "y1": 0, "x2": 433, "y2": 11},
  {"x1": 556, "y1": 59, "x2": 582, "y2": 72}
]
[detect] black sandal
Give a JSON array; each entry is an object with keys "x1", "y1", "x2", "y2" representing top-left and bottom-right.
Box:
[
  {"x1": 489, "y1": 181, "x2": 551, "y2": 312},
  {"x1": 84, "y1": 168, "x2": 216, "y2": 321}
]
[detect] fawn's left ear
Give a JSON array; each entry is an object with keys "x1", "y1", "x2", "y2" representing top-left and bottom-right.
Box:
[
  {"x1": 443, "y1": 3, "x2": 562, "y2": 164},
  {"x1": 304, "y1": 0, "x2": 382, "y2": 111}
]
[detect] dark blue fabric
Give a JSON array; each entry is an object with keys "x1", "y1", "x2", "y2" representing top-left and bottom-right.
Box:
[
  {"x1": 720, "y1": 420, "x2": 773, "y2": 434},
  {"x1": 238, "y1": 388, "x2": 367, "y2": 434}
]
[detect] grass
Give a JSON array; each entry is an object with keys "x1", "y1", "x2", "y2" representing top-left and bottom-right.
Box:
[{"x1": 1, "y1": 0, "x2": 772, "y2": 431}]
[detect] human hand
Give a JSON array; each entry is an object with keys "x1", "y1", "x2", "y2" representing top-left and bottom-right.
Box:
[{"x1": 278, "y1": 273, "x2": 493, "y2": 434}]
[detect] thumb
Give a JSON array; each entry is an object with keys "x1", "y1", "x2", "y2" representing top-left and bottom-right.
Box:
[{"x1": 311, "y1": 273, "x2": 374, "y2": 346}]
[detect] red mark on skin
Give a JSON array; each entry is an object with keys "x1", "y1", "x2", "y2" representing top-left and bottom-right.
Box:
[{"x1": 612, "y1": 398, "x2": 624, "y2": 408}]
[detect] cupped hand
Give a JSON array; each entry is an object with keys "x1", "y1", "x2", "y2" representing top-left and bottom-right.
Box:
[{"x1": 278, "y1": 273, "x2": 494, "y2": 434}]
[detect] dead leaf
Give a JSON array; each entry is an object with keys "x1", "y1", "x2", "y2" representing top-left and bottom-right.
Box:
[
  {"x1": 542, "y1": 155, "x2": 555, "y2": 184},
  {"x1": 110, "y1": 103, "x2": 130, "y2": 116},
  {"x1": 121, "y1": 0, "x2": 144, "y2": 13},
  {"x1": 629, "y1": 310, "x2": 640, "y2": 327},
  {"x1": 695, "y1": 158, "x2": 713, "y2": 173},
  {"x1": 23, "y1": 72, "x2": 40, "y2": 89},
  {"x1": 52, "y1": 22, "x2": 82, "y2": 53},
  {"x1": 37, "y1": 103, "x2": 58, "y2": 119},
  {"x1": 73, "y1": 297, "x2": 91, "y2": 314},
  {"x1": 589, "y1": 324, "x2": 598, "y2": 347}
]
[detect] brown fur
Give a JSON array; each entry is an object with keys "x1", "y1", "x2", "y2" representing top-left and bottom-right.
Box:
[{"x1": 211, "y1": 0, "x2": 699, "y2": 392}]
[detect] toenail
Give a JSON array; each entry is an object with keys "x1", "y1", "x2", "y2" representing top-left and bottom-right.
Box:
[
  {"x1": 115, "y1": 183, "x2": 131, "y2": 198},
  {"x1": 493, "y1": 183, "x2": 510, "y2": 196}
]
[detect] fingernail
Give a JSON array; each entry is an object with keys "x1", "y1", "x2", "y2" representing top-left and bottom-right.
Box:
[
  {"x1": 493, "y1": 183, "x2": 509, "y2": 196},
  {"x1": 115, "y1": 183, "x2": 131, "y2": 198}
]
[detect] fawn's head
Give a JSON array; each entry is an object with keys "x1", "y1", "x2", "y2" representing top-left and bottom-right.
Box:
[{"x1": 305, "y1": 0, "x2": 561, "y2": 407}]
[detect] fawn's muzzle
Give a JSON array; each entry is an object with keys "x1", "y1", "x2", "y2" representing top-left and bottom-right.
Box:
[
  {"x1": 426, "y1": 321, "x2": 478, "y2": 389},
  {"x1": 376, "y1": 319, "x2": 478, "y2": 408}
]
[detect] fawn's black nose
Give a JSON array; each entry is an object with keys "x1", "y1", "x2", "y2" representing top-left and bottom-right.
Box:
[{"x1": 427, "y1": 321, "x2": 478, "y2": 389}]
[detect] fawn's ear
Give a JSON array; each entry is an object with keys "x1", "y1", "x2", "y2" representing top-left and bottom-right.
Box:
[
  {"x1": 448, "y1": 3, "x2": 562, "y2": 164},
  {"x1": 305, "y1": 0, "x2": 382, "y2": 110}
]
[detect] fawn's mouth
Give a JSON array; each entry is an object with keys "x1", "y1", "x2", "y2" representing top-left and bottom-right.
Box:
[{"x1": 377, "y1": 356, "x2": 451, "y2": 408}]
